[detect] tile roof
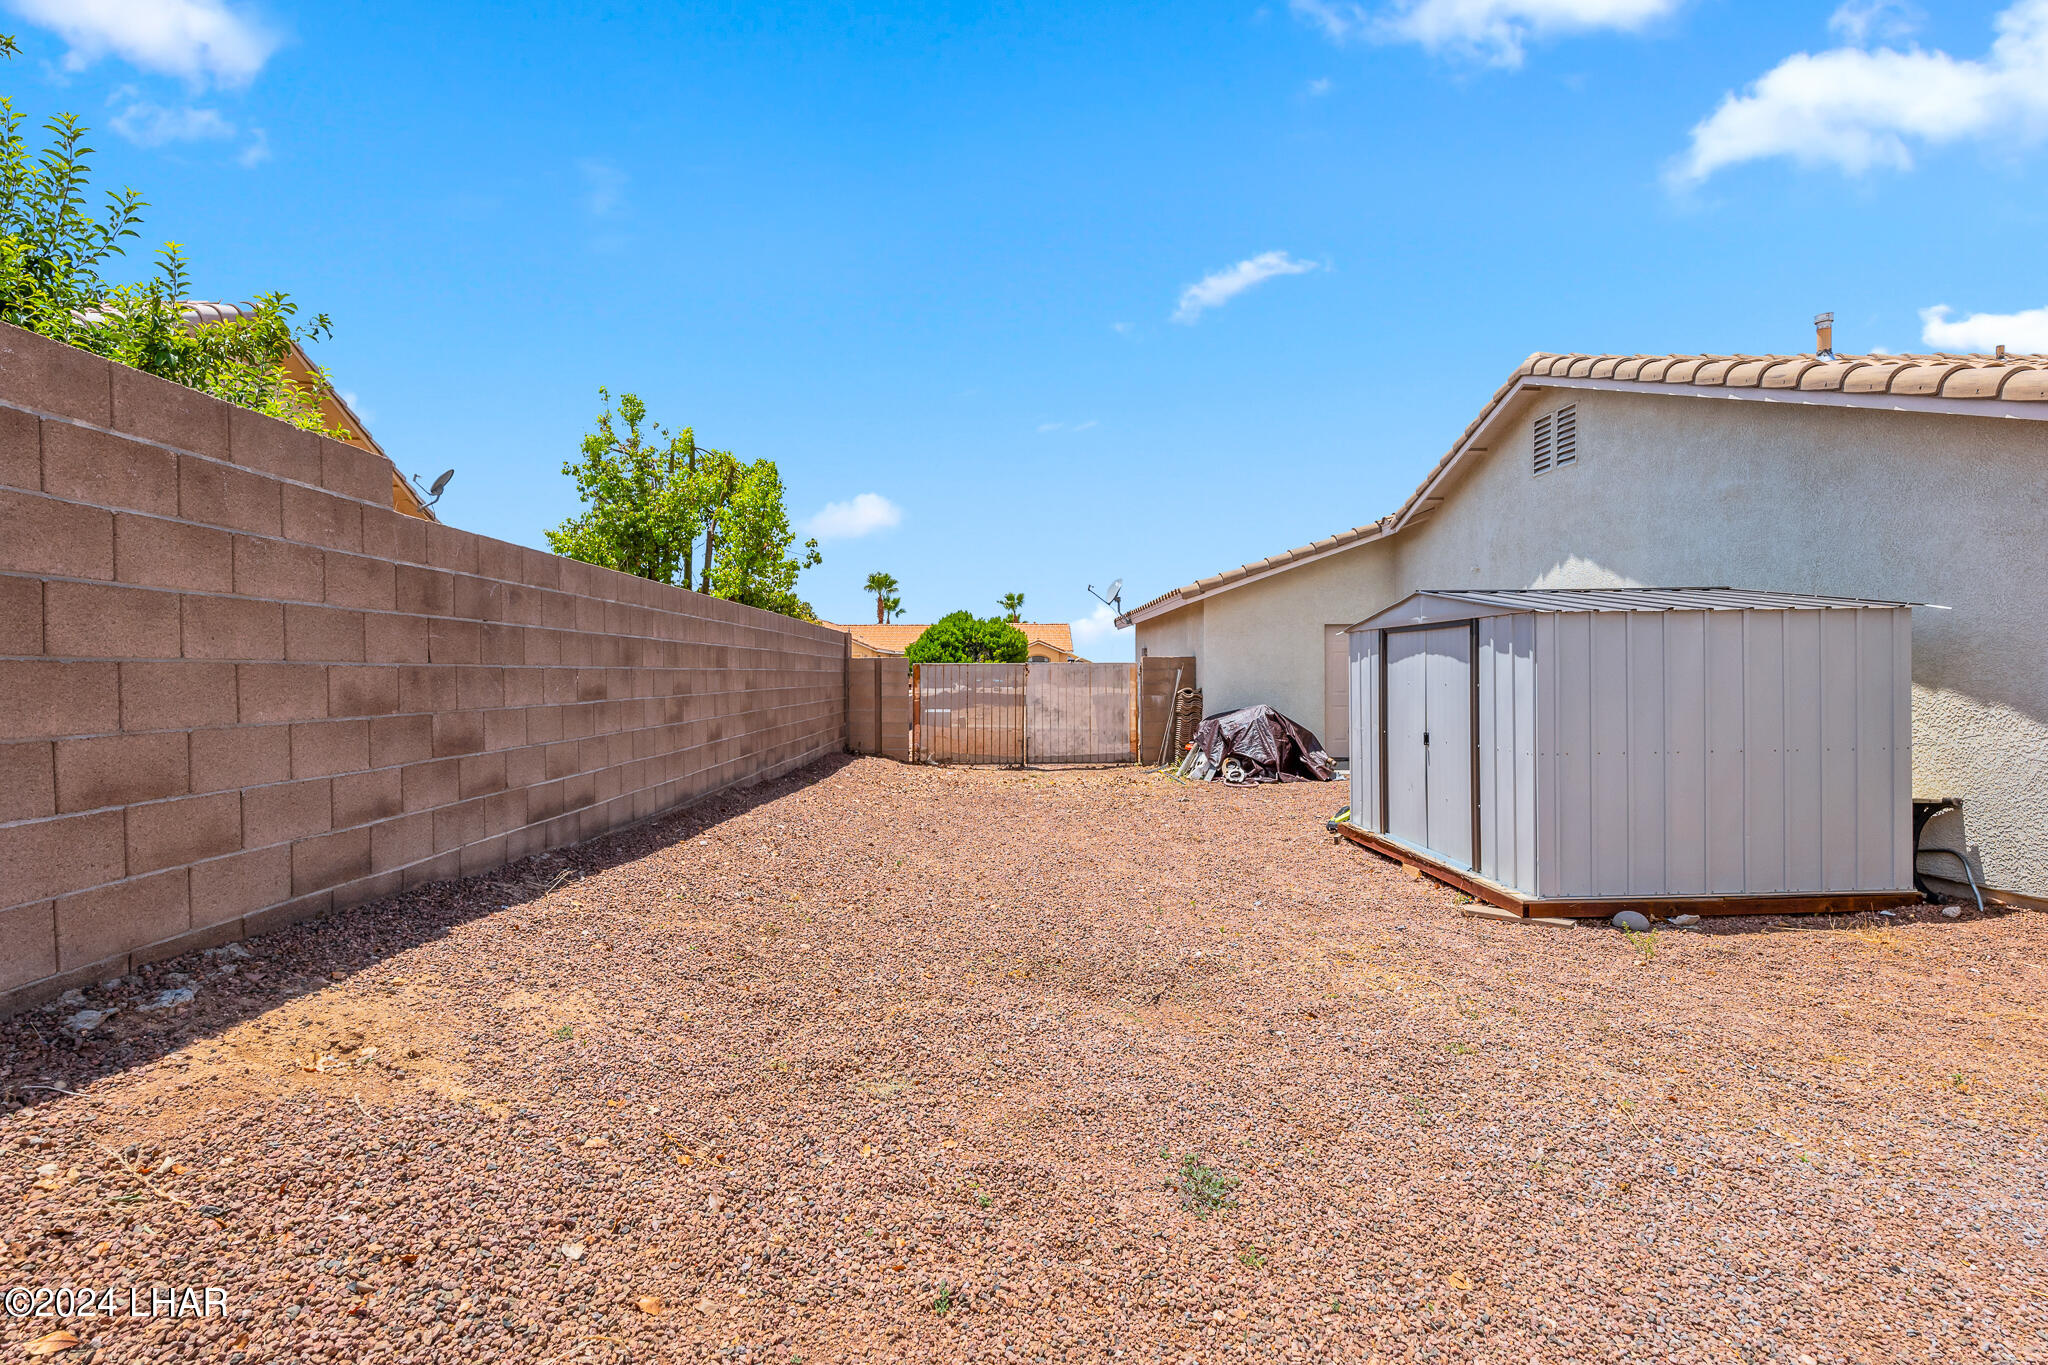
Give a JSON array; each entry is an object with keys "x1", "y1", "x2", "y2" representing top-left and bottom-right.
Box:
[
  {"x1": 826, "y1": 621, "x2": 1076, "y2": 655},
  {"x1": 1122, "y1": 349, "x2": 2048, "y2": 622}
]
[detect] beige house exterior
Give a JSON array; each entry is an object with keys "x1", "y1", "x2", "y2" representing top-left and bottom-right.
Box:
[{"x1": 1122, "y1": 351, "x2": 2048, "y2": 906}]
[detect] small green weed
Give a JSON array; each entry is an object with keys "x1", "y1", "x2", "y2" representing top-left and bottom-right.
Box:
[
  {"x1": 1621, "y1": 928, "x2": 1657, "y2": 964},
  {"x1": 976, "y1": 1193, "x2": 992, "y2": 1209},
  {"x1": 1171, "y1": 1153, "x2": 1239, "y2": 1218},
  {"x1": 1445, "y1": 1042, "x2": 1474, "y2": 1056},
  {"x1": 551, "y1": 1024, "x2": 574, "y2": 1041},
  {"x1": 1238, "y1": 1247, "x2": 1266, "y2": 1270},
  {"x1": 931, "y1": 1281, "x2": 955, "y2": 1315}
]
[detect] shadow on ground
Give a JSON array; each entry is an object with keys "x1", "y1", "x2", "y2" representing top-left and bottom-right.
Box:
[{"x1": 0, "y1": 754, "x2": 856, "y2": 1108}]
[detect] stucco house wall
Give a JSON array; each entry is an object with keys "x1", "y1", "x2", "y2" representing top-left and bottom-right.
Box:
[{"x1": 1136, "y1": 387, "x2": 2048, "y2": 899}]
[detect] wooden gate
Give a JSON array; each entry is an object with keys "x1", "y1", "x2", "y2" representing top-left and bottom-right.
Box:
[
  {"x1": 911, "y1": 662, "x2": 1139, "y2": 765},
  {"x1": 914, "y1": 663, "x2": 1025, "y2": 765},
  {"x1": 1026, "y1": 662, "x2": 1135, "y2": 764}
]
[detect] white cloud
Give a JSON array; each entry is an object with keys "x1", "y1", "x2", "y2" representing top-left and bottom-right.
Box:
[
  {"x1": 1828, "y1": 0, "x2": 1920, "y2": 45},
  {"x1": 1290, "y1": 0, "x2": 1680, "y2": 66},
  {"x1": 9, "y1": 0, "x2": 279, "y2": 86},
  {"x1": 1306, "y1": 76, "x2": 1334, "y2": 95},
  {"x1": 1070, "y1": 603, "x2": 1129, "y2": 658},
  {"x1": 108, "y1": 91, "x2": 236, "y2": 146},
  {"x1": 1171, "y1": 250, "x2": 1319, "y2": 324},
  {"x1": 1035, "y1": 420, "x2": 1099, "y2": 434},
  {"x1": 105, "y1": 87, "x2": 270, "y2": 166},
  {"x1": 803, "y1": 493, "x2": 902, "y2": 540},
  {"x1": 1920, "y1": 303, "x2": 2048, "y2": 353},
  {"x1": 577, "y1": 159, "x2": 627, "y2": 217},
  {"x1": 1674, "y1": 0, "x2": 2048, "y2": 184}
]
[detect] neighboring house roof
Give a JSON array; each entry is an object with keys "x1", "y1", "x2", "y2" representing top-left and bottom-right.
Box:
[
  {"x1": 177, "y1": 301, "x2": 434, "y2": 521},
  {"x1": 1120, "y1": 349, "x2": 2048, "y2": 625},
  {"x1": 828, "y1": 621, "x2": 1078, "y2": 656}
]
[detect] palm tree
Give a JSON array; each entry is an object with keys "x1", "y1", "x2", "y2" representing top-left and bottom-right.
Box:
[
  {"x1": 863, "y1": 571, "x2": 900, "y2": 625},
  {"x1": 999, "y1": 592, "x2": 1024, "y2": 621}
]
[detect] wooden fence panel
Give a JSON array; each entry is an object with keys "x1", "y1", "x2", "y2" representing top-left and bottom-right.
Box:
[
  {"x1": 916, "y1": 663, "x2": 1024, "y2": 765},
  {"x1": 1026, "y1": 662, "x2": 1137, "y2": 764},
  {"x1": 1138, "y1": 655, "x2": 1196, "y2": 766}
]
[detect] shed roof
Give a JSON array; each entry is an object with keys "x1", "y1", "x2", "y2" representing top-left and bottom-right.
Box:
[
  {"x1": 1348, "y1": 587, "x2": 1918, "y2": 633},
  {"x1": 1121, "y1": 348, "x2": 2047, "y2": 626}
]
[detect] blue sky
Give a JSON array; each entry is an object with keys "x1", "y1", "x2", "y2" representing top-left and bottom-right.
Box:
[{"x1": 8, "y1": 0, "x2": 2046, "y2": 658}]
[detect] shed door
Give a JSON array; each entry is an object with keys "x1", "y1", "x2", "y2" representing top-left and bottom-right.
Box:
[
  {"x1": 1384, "y1": 630, "x2": 1429, "y2": 847},
  {"x1": 1382, "y1": 624, "x2": 1474, "y2": 868},
  {"x1": 1423, "y1": 626, "x2": 1474, "y2": 868}
]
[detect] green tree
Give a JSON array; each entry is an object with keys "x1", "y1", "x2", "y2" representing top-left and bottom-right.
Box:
[
  {"x1": 864, "y1": 571, "x2": 900, "y2": 625},
  {"x1": 905, "y1": 611, "x2": 1029, "y2": 664},
  {"x1": 545, "y1": 389, "x2": 704, "y2": 583},
  {"x1": 548, "y1": 388, "x2": 822, "y2": 619},
  {"x1": 999, "y1": 592, "x2": 1024, "y2": 621},
  {"x1": 707, "y1": 458, "x2": 821, "y2": 618},
  {"x1": 0, "y1": 35, "x2": 341, "y2": 435}
]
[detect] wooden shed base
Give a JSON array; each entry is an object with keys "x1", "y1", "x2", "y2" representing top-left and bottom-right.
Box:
[{"x1": 1334, "y1": 823, "x2": 1922, "y2": 920}]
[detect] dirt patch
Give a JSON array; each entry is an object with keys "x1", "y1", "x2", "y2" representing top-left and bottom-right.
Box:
[{"x1": 3, "y1": 756, "x2": 2044, "y2": 1363}]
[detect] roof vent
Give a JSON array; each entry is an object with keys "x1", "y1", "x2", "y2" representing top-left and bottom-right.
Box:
[
  {"x1": 1814, "y1": 311, "x2": 1835, "y2": 360},
  {"x1": 1533, "y1": 405, "x2": 1576, "y2": 475},
  {"x1": 1553, "y1": 405, "x2": 1577, "y2": 466}
]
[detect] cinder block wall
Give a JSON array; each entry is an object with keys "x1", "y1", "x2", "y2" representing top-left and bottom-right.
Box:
[{"x1": 0, "y1": 324, "x2": 847, "y2": 1014}]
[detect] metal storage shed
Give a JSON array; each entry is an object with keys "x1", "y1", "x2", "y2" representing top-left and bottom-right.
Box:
[{"x1": 1340, "y1": 589, "x2": 1921, "y2": 918}]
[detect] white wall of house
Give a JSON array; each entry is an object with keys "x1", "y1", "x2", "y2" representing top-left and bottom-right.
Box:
[{"x1": 1135, "y1": 387, "x2": 2048, "y2": 898}]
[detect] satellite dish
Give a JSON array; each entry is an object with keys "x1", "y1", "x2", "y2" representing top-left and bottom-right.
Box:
[
  {"x1": 1086, "y1": 578, "x2": 1126, "y2": 613},
  {"x1": 413, "y1": 469, "x2": 456, "y2": 509}
]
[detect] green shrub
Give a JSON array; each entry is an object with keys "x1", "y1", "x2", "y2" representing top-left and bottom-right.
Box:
[
  {"x1": 905, "y1": 611, "x2": 1029, "y2": 663},
  {"x1": 0, "y1": 35, "x2": 340, "y2": 435}
]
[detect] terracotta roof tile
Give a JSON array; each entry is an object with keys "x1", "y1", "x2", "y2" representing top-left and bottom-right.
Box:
[{"x1": 825, "y1": 621, "x2": 1076, "y2": 655}]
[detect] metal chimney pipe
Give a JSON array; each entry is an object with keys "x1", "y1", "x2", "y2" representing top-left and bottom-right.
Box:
[{"x1": 1814, "y1": 312, "x2": 1835, "y2": 359}]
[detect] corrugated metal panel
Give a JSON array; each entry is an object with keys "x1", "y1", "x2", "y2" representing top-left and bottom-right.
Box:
[
  {"x1": 1536, "y1": 605, "x2": 1912, "y2": 897},
  {"x1": 1385, "y1": 630, "x2": 1428, "y2": 847},
  {"x1": 1353, "y1": 594, "x2": 1913, "y2": 902},
  {"x1": 1424, "y1": 626, "x2": 1473, "y2": 868},
  {"x1": 1348, "y1": 629, "x2": 1380, "y2": 831},
  {"x1": 1625, "y1": 611, "x2": 1666, "y2": 895},
  {"x1": 1662, "y1": 612, "x2": 1707, "y2": 894},
  {"x1": 1476, "y1": 614, "x2": 1536, "y2": 892}
]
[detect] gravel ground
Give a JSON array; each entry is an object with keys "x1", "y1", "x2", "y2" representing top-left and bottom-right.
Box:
[{"x1": 4, "y1": 755, "x2": 2046, "y2": 1364}]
